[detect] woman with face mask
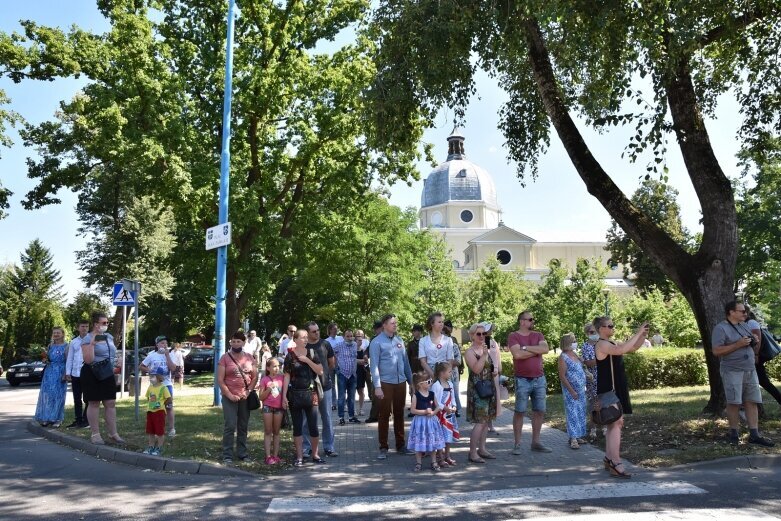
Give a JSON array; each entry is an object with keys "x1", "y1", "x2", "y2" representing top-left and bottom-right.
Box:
[
  {"x1": 217, "y1": 331, "x2": 259, "y2": 465},
  {"x1": 558, "y1": 333, "x2": 588, "y2": 449},
  {"x1": 80, "y1": 311, "x2": 124, "y2": 445},
  {"x1": 581, "y1": 321, "x2": 600, "y2": 440}
]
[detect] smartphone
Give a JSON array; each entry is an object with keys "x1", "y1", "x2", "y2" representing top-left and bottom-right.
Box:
[{"x1": 95, "y1": 334, "x2": 107, "y2": 342}]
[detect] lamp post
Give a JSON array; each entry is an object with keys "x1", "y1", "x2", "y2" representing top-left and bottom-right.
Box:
[
  {"x1": 602, "y1": 288, "x2": 610, "y2": 316},
  {"x1": 121, "y1": 278, "x2": 141, "y2": 421},
  {"x1": 213, "y1": 0, "x2": 239, "y2": 407}
]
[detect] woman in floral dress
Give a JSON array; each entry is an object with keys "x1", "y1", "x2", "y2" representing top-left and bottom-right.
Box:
[
  {"x1": 34, "y1": 327, "x2": 69, "y2": 427},
  {"x1": 558, "y1": 333, "x2": 587, "y2": 449}
]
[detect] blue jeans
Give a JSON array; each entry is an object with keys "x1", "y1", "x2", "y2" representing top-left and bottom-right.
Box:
[
  {"x1": 337, "y1": 373, "x2": 357, "y2": 419},
  {"x1": 514, "y1": 375, "x2": 547, "y2": 413},
  {"x1": 303, "y1": 391, "x2": 335, "y2": 452}
]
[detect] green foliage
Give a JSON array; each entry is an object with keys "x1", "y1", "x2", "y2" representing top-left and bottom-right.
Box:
[
  {"x1": 455, "y1": 259, "x2": 534, "y2": 344},
  {"x1": 606, "y1": 179, "x2": 692, "y2": 298},
  {"x1": 0, "y1": 89, "x2": 21, "y2": 218},
  {"x1": 64, "y1": 291, "x2": 110, "y2": 331},
  {"x1": 612, "y1": 289, "x2": 701, "y2": 347},
  {"x1": 0, "y1": 240, "x2": 65, "y2": 366},
  {"x1": 499, "y1": 348, "x2": 707, "y2": 395}
]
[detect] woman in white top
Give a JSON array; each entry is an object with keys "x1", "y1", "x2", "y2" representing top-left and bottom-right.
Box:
[{"x1": 419, "y1": 312, "x2": 454, "y2": 379}]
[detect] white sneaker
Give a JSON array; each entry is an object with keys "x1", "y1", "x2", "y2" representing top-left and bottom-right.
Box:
[{"x1": 167, "y1": 428, "x2": 176, "y2": 438}]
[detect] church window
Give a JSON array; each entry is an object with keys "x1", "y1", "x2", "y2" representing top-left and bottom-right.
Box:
[
  {"x1": 460, "y1": 209, "x2": 473, "y2": 223},
  {"x1": 431, "y1": 211, "x2": 443, "y2": 226},
  {"x1": 497, "y1": 249, "x2": 512, "y2": 265},
  {"x1": 452, "y1": 260, "x2": 460, "y2": 268}
]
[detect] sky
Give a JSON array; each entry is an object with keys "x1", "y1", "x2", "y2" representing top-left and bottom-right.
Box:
[{"x1": 0, "y1": 1, "x2": 744, "y2": 301}]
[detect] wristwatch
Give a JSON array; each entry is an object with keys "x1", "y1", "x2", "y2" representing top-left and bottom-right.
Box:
[{"x1": 522, "y1": 346, "x2": 527, "y2": 351}]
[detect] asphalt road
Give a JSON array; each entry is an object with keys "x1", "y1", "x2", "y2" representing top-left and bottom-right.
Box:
[{"x1": 3, "y1": 378, "x2": 781, "y2": 521}]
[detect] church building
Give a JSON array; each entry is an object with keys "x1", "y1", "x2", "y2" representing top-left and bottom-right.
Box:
[{"x1": 419, "y1": 129, "x2": 631, "y2": 290}]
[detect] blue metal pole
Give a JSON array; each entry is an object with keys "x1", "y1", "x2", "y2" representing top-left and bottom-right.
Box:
[{"x1": 214, "y1": 0, "x2": 238, "y2": 407}]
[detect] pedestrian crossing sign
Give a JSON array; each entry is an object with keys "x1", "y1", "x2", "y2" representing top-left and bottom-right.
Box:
[{"x1": 113, "y1": 282, "x2": 136, "y2": 306}]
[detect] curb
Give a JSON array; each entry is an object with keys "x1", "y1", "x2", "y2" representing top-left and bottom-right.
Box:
[
  {"x1": 27, "y1": 421, "x2": 256, "y2": 478},
  {"x1": 668, "y1": 453, "x2": 781, "y2": 471}
]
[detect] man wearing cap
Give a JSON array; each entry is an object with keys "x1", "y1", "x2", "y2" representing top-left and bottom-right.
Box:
[
  {"x1": 244, "y1": 330, "x2": 262, "y2": 361},
  {"x1": 407, "y1": 324, "x2": 424, "y2": 375},
  {"x1": 508, "y1": 311, "x2": 551, "y2": 454},
  {"x1": 140, "y1": 336, "x2": 178, "y2": 437}
]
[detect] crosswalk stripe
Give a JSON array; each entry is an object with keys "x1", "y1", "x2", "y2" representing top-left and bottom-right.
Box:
[
  {"x1": 266, "y1": 480, "x2": 706, "y2": 514},
  {"x1": 504, "y1": 508, "x2": 780, "y2": 521}
]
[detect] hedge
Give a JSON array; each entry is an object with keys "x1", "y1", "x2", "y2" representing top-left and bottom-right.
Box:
[{"x1": 498, "y1": 347, "x2": 709, "y2": 394}]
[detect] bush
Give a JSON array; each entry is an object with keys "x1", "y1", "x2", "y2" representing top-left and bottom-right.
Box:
[{"x1": 499, "y1": 347, "x2": 707, "y2": 395}]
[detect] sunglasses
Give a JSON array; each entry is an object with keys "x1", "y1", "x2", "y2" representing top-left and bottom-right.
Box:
[
  {"x1": 474, "y1": 332, "x2": 485, "y2": 336},
  {"x1": 422, "y1": 379, "x2": 432, "y2": 385},
  {"x1": 601, "y1": 324, "x2": 615, "y2": 329},
  {"x1": 522, "y1": 317, "x2": 534, "y2": 322}
]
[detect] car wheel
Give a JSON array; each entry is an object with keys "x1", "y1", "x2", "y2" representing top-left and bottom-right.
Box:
[{"x1": 8, "y1": 378, "x2": 20, "y2": 387}]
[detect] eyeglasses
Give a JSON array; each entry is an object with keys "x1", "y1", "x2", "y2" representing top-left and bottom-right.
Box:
[
  {"x1": 474, "y1": 332, "x2": 485, "y2": 336},
  {"x1": 521, "y1": 317, "x2": 534, "y2": 322},
  {"x1": 601, "y1": 324, "x2": 615, "y2": 329},
  {"x1": 734, "y1": 309, "x2": 747, "y2": 314}
]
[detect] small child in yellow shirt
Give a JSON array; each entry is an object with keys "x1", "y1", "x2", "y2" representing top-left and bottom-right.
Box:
[{"x1": 143, "y1": 367, "x2": 172, "y2": 456}]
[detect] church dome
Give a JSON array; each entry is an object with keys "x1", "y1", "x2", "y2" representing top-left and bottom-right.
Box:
[{"x1": 421, "y1": 129, "x2": 498, "y2": 208}]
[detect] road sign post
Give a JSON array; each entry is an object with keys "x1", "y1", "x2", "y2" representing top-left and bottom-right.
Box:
[
  {"x1": 113, "y1": 282, "x2": 136, "y2": 399},
  {"x1": 120, "y1": 279, "x2": 141, "y2": 421}
]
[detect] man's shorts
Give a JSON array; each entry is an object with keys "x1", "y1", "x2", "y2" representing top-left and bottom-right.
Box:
[
  {"x1": 721, "y1": 368, "x2": 762, "y2": 405},
  {"x1": 514, "y1": 375, "x2": 547, "y2": 413},
  {"x1": 146, "y1": 410, "x2": 166, "y2": 436}
]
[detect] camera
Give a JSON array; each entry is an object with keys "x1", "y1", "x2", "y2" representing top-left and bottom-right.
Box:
[{"x1": 746, "y1": 336, "x2": 757, "y2": 348}]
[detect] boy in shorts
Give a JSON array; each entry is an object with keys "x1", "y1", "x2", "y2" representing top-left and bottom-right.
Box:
[{"x1": 144, "y1": 367, "x2": 172, "y2": 456}]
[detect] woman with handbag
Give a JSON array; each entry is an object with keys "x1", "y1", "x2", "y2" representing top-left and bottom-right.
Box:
[
  {"x1": 217, "y1": 331, "x2": 259, "y2": 465},
  {"x1": 593, "y1": 316, "x2": 648, "y2": 478},
  {"x1": 282, "y1": 329, "x2": 325, "y2": 467},
  {"x1": 464, "y1": 323, "x2": 498, "y2": 464},
  {"x1": 80, "y1": 311, "x2": 124, "y2": 445}
]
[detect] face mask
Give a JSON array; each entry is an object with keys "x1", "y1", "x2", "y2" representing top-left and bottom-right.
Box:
[
  {"x1": 157, "y1": 346, "x2": 167, "y2": 353},
  {"x1": 98, "y1": 325, "x2": 108, "y2": 333},
  {"x1": 588, "y1": 334, "x2": 599, "y2": 342},
  {"x1": 231, "y1": 346, "x2": 243, "y2": 353},
  {"x1": 571, "y1": 342, "x2": 578, "y2": 350}
]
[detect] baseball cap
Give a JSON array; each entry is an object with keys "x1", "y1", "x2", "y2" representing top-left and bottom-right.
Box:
[
  {"x1": 153, "y1": 366, "x2": 168, "y2": 377},
  {"x1": 155, "y1": 335, "x2": 169, "y2": 344},
  {"x1": 411, "y1": 324, "x2": 424, "y2": 332},
  {"x1": 479, "y1": 321, "x2": 493, "y2": 333}
]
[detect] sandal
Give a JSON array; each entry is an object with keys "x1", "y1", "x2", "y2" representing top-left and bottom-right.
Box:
[
  {"x1": 607, "y1": 458, "x2": 632, "y2": 479},
  {"x1": 312, "y1": 457, "x2": 327, "y2": 464},
  {"x1": 468, "y1": 456, "x2": 486, "y2": 464},
  {"x1": 477, "y1": 451, "x2": 496, "y2": 459},
  {"x1": 603, "y1": 456, "x2": 611, "y2": 470},
  {"x1": 107, "y1": 434, "x2": 126, "y2": 445},
  {"x1": 431, "y1": 462, "x2": 440, "y2": 472},
  {"x1": 569, "y1": 438, "x2": 580, "y2": 450},
  {"x1": 413, "y1": 462, "x2": 422, "y2": 472},
  {"x1": 90, "y1": 434, "x2": 105, "y2": 445},
  {"x1": 445, "y1": 457, "x2": 457, "y2": 466}
]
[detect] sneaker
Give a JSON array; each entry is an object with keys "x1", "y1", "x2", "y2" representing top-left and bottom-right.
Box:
[
  {"x1": 348, "y1": 417, "x2": 360, "y2": 424},
  {"x1": 727, "y1": 433, "x2": 740, "y2": 446},
  {"x1": 167, "y1": 428, "x2": 176, "y2": 438},
  {"x1": 80, "y1": 421, "x2": 91, "y2": 429},
  {"x1": 238, "y1": 455, "x2": 252, "y2": 463},
  {"x1": 66, "y1": 421, "x2": 81, "y2": 429},
  {"x1": 569, "y1": 438, "x2": 580, "y2": 450},
  {"x1": 531, "y1": 442, "x2": 552, "y2": 453},
  {"x1": 51, "y1": 422, "x2": 61, "y2": 428},
  {"x1": 749, "y1": 435, "x2": 775, "y2": 447},
  {"x1": 331, "y1": 405, "x2": 336, "y2": 411},
  {"x1": 364, "y1": 418, "x2": 378, "y2": 424},
  {"x1": 142, "y1": 446, "x2": 154, "y2": 455},
  {"x1": 223, "y1": 458, "x2": 234, "y2": 465},
  {"x1": 377, "y1": 449, "x2": 388, "y2": 460},
  {"x1": 151, "y1": 447, "x2": 162, "y2": 456},
  {"x1": 339, "y1": 418, "x2": 346, "y2": 426},
  {"x1": 397, "y1": 447, "x2": 414, "y2": 455},
  {"x1": 264, "y1": 456, "x2": 275, "y2": 465},
  {"x1": 512, "y1": 443, "x2": 522, "y2": 455},
  {"x1": 324, "y1": 449, "x2": 339, "y2": 457},
  {"x1": 271, "y1": 456, "x2": 281, "y2": 464}
]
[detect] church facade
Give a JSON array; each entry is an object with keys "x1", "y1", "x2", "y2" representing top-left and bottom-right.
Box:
[{"x1": 419, "y1": 129, "x2": 631, "y2": 291}]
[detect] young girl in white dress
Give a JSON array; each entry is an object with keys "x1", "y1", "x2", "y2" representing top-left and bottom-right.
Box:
[{"x1": 431, "y1": 361, "x2": 459, "y2": 468}]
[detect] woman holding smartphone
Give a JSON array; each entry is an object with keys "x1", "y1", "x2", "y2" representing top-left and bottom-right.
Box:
[{"x1": 80, "y1": 311, "x2": 124, "y2": 445}]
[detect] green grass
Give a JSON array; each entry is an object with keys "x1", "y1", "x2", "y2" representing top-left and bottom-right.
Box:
[
  {"x1": 63, "y1": 391, "x2": 294, "y2": 474},
  {"x1": 505, "y1": 385, "x2": 781, "y2": 467}
]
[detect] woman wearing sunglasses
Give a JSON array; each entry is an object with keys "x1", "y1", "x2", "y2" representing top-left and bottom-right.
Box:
[
  {"x1": 464, "y1": 323, "x2": 498, "y2": 463},
  {"x1": 593, "y1": 316, "x2": 649, "y2": 478}
]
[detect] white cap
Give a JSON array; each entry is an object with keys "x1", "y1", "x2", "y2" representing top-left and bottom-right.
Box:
[{"x1": 479, "y1": 321, "x2": 493, "y2": 333}]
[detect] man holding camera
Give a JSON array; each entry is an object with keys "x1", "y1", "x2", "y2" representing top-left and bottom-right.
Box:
[{"x1": 712, "y1": 300, "x2": 774, "y2": 447}]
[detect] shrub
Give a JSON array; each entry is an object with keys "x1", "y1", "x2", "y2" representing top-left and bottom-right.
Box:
[{"x1": 499, "y1": 347, "x2": 707, "y2": 395}]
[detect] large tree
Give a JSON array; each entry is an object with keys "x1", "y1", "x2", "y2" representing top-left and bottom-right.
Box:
[
  {"x1": 0, "y1": 239, "x2": 65, "y2": 365},
  {"x1": 1, "y1": 0, "x2": 423, "y2": 336},
  {"x1": 369, "y1": 1, "x2": 781, "y2": 412}
]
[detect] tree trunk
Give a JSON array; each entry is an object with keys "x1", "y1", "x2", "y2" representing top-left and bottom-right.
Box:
[{"x1": 521, "y1": 18, "x2": 737, "y2": 413}]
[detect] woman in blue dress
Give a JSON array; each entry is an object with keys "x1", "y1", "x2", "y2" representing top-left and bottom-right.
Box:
[
  {"x1": 558, "y1": 333, "x2": 587, "y2": 449},
  {"x1": 34, "y1": 327, "x2": 69, "y2": 427}
]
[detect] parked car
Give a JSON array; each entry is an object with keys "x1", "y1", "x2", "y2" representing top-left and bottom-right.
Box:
[
  {"x1": 6, "y1": 360, "x2": 46, "y2": 386},
  {"x1": 184, "y1": 346, "x2": 215, "y2": 374}
]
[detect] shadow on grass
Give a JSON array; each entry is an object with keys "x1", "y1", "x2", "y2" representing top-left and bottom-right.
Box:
[{"x1": 507, "y1": 384, "x2": 781, "y2": 468}]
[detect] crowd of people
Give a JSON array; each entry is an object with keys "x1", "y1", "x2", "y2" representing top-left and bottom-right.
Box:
[{"x1": 30, "y1": 300, "x2": 779, "y2": 475}]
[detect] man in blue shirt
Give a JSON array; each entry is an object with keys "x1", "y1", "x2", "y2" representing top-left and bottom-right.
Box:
[{"x1": 370, "y1": 314, "x2": 414, "y2": 459}]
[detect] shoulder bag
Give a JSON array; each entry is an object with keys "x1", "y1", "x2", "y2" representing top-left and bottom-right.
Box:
[
  {"x1": 760, "y1": 328, "x2": 781, "y2": 363},
  {"x1": 473, "y1": 351, "x2": 495, "y2": 399},
  {"x1": 287, "y1": 348, "x2": 321, "y2": 408},
  {"x1": 591, "y1": 354, "x2": 622, "y2": 425},
  {"x1": 90, "y1": 340, "x2": 114, "y2": 381},
  {"x1": 228, "y1": 352, "x2": 260, "y2": 410}
]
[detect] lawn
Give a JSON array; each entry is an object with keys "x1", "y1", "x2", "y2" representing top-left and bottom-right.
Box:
[
  {"x1": 509, "y1": 385, "x2": 781, "y2": 467},
  {"x1": 63, "y1": 384, "x2": 294, "y2": 474}
]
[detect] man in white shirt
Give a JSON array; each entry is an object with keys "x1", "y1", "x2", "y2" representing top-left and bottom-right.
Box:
[
  {"x1": 277, "y1": 324, "x2": 297, "y2": 362},
  {"x1": 140, "y1": 336, "x2": 178, "y2": 437},
  {"x1": 244, "y1": 330, "x2": 262, "y2": 361},
  {"x1": 65, "y1": 320, "x2": 90, "y2": 428}
]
